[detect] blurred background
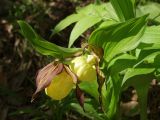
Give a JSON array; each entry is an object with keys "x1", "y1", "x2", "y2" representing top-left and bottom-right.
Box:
[{"x1": 0, "y1": 0, "x2": 160, "y2": 120}]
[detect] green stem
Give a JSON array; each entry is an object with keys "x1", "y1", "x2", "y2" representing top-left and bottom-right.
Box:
[{"x1": 135, "y1": 83, "x2": 150, "y2": 120}]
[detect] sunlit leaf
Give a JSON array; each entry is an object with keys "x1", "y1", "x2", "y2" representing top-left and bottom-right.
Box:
[
  {"x1": 68, "y1": 16, "x2": 101, "y2": 47},
  {"x1": 110, "y1": 0, "x2": 135, "y2": 21},
  {"x1": 52, "y1": 2, "x2": 119, "y2": 47},
  {"x1": 89, "y1": 15, "x2": 147, "y2": 62},
  {"x1": 18, "y1": 20, "x2": 82, "y2": 58},
  {"x1": 136, "y1": 2, "x2": 160, "y2": 23},
  {"x1": 79, "y1": 80, "x2": 99, "y2": 101},
  {"x1": 122, "y1": 68, "x2": 155, "y2": 86},
  {"x1": 140, "y1": 25, "x2": 160, "y2": 44},
  {"x1": 51, "y1": 14, "x2": 83, "y2": 36}
]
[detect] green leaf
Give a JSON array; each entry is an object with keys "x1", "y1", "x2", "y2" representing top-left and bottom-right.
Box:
[
  {"x1": 140, "y1": 25, "x2": 160, "y2": 44},
  {"x1": 51, "y1": 2, "x2": 120, "y2": 48},
  {"x1": 79, "y1": 80, "x2": 99, "y2": 101},
  {"x1": 108, "y1": 54, "x2": 137, "y2": 71},
  {"x1": 51, "y1": 4, "x2": 96, "y2": 37},
  {"x1": 101, "y1": 3, "x2": 119, "y2": 21},
  {"x1": 122, "y1": 68, "x2": 155, "y2": 86},
  {"x1": 154, "y1": 54, "x2": 160, "y2": 68},
  {"x1": 106, "y1": 54, "x2": 136, "y2": 119},
  {"x1": 110, "y1": 0, "x2": 135, "y2": 21},
  {"x1": 68, "y1": 16, "x2": 101, "y2": 47},
  {"x1": 51, "y1": 14, "x2": 83, "y2": 36},
  {"x1": 134, "y1": 49, "x2": 160, "y2": 68},
  {"x1": 51, "y1": 4, "x2": 101, "y2": 38},
  {"x1": 107, "y1": 74, "x2": 121, "y2": 119},
  {"x1": 122, "y1": 68, "x2": 155, "y2": 120},
  {"x1": 104, "y1": 54, "x2": 136, "y2": 118},
  {"x1": 52, "y1": 3, "x2": 119, "y2": 47},
  {"x1": 98, "y1": 20, "x2": 117, "y2": 28},
  {"x1": 89, "y1": 15, "x2": 147, "y2": 62},
  {"x1": 18, "y1": 20, "x2": 82, "y2": 58},
  {"x1": 71, "y1": 102, "x2": 105, "y2": 120},
  {"x1": 136, "y1": 2, "x2": 160, "y2": 23},
  {"x1": 76, "y1": 3, "x2": 117, "y2": 20},
  {"x1": 68, "y1": 3, "x2": 118, "y2": 48},
  {"x1": 101, "y1": 82, "x2": 112, "y2": 112},
  {"x1": 138, "y1": 43, "x2": 160, "y2": 50},
  {"x1": 76, "y1": 4, "x2": 95, "y2": 16},
  {"x1": 136, "y1": 25, "x2": 160, "y2": 51}
]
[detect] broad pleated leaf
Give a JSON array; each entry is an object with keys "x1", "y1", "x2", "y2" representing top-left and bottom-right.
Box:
[
  {"x1": 138, "y1": 43, "x2": 160, "y2": 50},
  {"x1": 137, "y1": 26, "x2": 160, "y2": 57},
  {"x1": 52, "y1": 2, "x2": 119, "y2": 47},
  {"x1": 68, "y1": 2, "x2": 119, "y2": 47},
  {"x1": 71, "y1": 102, "x2": 105, "y2": 120},
  {"x1": 76, "y1": 3, "x2": 118, "y2": 20},
  {"x1": 89, "y1": 15, "x2": 147, "y2": 62},
  {"x1": 68, "y1": 16, "x2": 101, "y2": 47},
  {"x1": 122, "y1": 68, "x2": 155, "y2": 86},
  {"x1": 79, "y1": 80, "x2": 99, "y2": 101},
  {"x1": 122, "y1": 68, "x2": 155, "y2": 120},
  {"x1": 140, "y1": 25, "x2": 160, "y2": 44},
  {"x1": 103, "y1": 3, "x2": 119, "y2": 21},
  {"x1": 105, "y1": 54, "x2": 136, "y2": 119},
  {"x1": 134, "y1": 49, "x2": 160, "y2": 68},
  {"x1": 51, "y1": 14, "x2": 83, "y2": 36},
  {"x1": 110, "y1": 0, "x2": 135, "y2": 21},
  {"x1": 108, "y1": 54, "x2": 137, "y2": 70},
  {"x1": 51, "y1": 4, "x2": 95, "y2": 36},
  {"x1": 136, "y1": 2, "x2": 160, "y2": 23},
  {"x1": 71, "y1": 99, "x2": 105, "y2": 120},
  {"x1": 18, "y1": 21, "x2": 82, "y2": 58}
]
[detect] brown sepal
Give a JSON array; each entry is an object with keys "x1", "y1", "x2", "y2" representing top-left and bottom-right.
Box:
[
  {"x1": 76, "y1": 84, "x2": 85, "y2": 112},
  {"x1": 96, "y1": 65, "x2": 105, "y2": 110},
  {"x1": 31, "y1": 62, "x2": 63, "y2": 102}
]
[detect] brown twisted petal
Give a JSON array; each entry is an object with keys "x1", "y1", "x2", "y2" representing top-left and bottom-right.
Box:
[
  {"x1": 32, "y1": 62, "x2": 63, "y2": 101},
  {"x1": 64, "y1": 65, "x2": 77, "y2": 84},
  {"x1": 76, "y1": 84, "x2": 85, "y2": 111}
]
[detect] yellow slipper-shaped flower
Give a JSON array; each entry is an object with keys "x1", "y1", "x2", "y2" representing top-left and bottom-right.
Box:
[
  {"x1": 45, "y1": 69, "x2": 74, "y2": 100},
  {"x1": 32, "y1": 63, "x2": 77, "y2": 101}
]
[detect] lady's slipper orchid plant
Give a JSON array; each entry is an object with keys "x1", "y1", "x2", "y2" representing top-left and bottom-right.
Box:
[{"x1": 18, "y1": 21, "x2": 104, "y2": 110}]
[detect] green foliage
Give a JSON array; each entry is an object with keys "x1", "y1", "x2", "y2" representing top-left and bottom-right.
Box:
[
  {"x1": 18, "y1": 0, "x2": 160, "y2": 120},
  {"x1": 89, "y1": 15, "x2": 147, "y2": 62},
  {"x1": 51, "y1": 2, "x2": 119, "y2": 47},
  {"x1": 71, "y1": 101, "x2": 106, "y2": 120},
  {"x1": 18, "y1": 20, "x2": 82, "y2": 59},
  {"x1": 136, "y1": 2, "x2": 160, "y2": 23},
  {"x1": 110, "y1": 0, "x2": 136, "y2": 21}
]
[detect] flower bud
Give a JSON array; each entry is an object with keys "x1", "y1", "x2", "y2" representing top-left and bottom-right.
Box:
[{"x1": 69, "y1": 55, "x2": 97, "y2": 82}]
